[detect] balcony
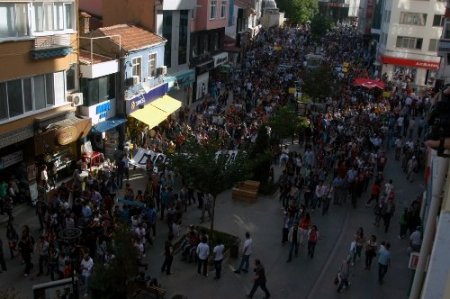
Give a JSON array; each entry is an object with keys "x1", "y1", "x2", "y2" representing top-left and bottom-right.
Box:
[
  {"x1": 79, "y1": 50, "x2": 118, "y2": 79},
  {"x1": 31, "y1": 34, "x2": 73, "y2": 60}
]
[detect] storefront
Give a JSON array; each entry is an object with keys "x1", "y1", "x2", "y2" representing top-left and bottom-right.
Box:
[
  {"x1": 164, "y1": 69, "x2": 196, "y2": 106},
  {"x1": 126, "y1": 82, "x2": 182, "y2": 144},
  {"x1": 34, "y1": 114, "x2": 92, "y2": 183},
  {"x1": 380, "y1": 55, "x2": 440, "y2": 88}
]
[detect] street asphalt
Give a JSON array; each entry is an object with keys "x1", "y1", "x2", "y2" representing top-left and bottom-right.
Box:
[{"x1": 0, "y1": 142, "x2": 423, "y2": 299}]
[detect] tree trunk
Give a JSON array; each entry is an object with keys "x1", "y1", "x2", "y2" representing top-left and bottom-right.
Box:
[{"x1": 209, "y1": 195, "x2": 217, "y2": 241}]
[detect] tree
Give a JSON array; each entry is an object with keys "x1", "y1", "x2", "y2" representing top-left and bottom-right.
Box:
[
  {"x1": 169, "y1": 137, "x2": 252, "y2": 236},
  {"x1": 301, "y1": 64, "x2": 338, "y2": 102},
  {"x1": 89, "y1": 226, "x2": 139, "y2": 299},
  {"x1": 277, "y1": 0, "x2": 318, "y2": 24},
  {"x1": 310, "y1": 14, "x2": 333, "y2": 38},
  {"x1": 249, "y1": 126, "x2": 272, "y2": 187},
  {"x1": 268, "y1": 105, "x2": 302, "y2": 140}
]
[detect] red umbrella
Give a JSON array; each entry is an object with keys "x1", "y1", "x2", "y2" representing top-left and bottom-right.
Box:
[{"x1": 353, "y1": 78, "x2": 385, "y2": 90}]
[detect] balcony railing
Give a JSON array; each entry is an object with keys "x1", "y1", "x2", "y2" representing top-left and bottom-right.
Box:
[{"x1": 31, "y1": 34, "x2": 72, "y2": 60}]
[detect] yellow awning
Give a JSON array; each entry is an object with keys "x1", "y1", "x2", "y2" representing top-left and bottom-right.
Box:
[
  {"x1": 130, "y1": 103, "x2": 169, "y2": 129},
  {"x1": 150, "y1": 95, "x2": 182, "y2": 114}
]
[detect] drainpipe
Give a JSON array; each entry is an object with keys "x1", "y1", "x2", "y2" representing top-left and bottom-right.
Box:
[{"x1": 409, "y1": 149, "x2": 449, "y2": 299}]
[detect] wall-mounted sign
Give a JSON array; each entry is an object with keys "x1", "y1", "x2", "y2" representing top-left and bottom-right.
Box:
[
  {"x1": 213, "y1": 52, "x2": 229, "y2": 68},
  {"x1": 95, "y1": 101, "x2": 111, "y2": 119},
  {"x1": 381, "y1": 56, "x2": 440, "y2": 70},
  {"x1": 0, "y1": 150, "x2": 23, "y2": 169},
  {"x1": 196, "y1": 60, "x2": 214, "y2": 75},
  {"x1": 56, "y1": 126, "x2": 78, "y2": 145},
  {"x1": 126, "y1": 83, "x2": 169, "y2": 114}
]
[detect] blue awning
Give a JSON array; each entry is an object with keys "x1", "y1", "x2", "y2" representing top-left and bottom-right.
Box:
[{"x1": 92, "y1": 117, "x2": 127, "y2": 133}]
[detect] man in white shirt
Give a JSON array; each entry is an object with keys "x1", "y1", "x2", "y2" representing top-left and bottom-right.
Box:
[
  {"x1": 196, "y1": 236, "x2": 210, "y2": 277},
  {"x1": 213, "y1": 240, "x2": 225, "y2": 279},
  {"x1": 410, "y1": 227, "x2": 422, "y2": 252},
  {"x1": 80, "y1": 253, "x2": 94, "y2": 297},
  {"x1": 235, "y1": 232, "x2": 253, "y2": 274}
]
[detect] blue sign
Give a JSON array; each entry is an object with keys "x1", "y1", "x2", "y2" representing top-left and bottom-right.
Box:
[
  {"x1": 95, "y1": 101, "x2": 111, "y2": 119},
  {"x1": 127, "y1": 83, "x2": 169, "y2": 114}
]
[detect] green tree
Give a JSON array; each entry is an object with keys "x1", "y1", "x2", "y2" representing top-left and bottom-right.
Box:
[
  {"x1": 268, "y1": 105, "x2": 302, "y2": 140},
  {"x1": 302, "y1": 64, "x2": 338, "y2": 102},
  {"x1": 310, "y1": 14, "x2": 333, "y2": 38},
  {"x1": 89, "y1": 226, "x2": 139, "y2": 299},
  {"x1": 169, "y1": 137, "x2": 252, "y2": 236},
  {"x1": 277, "y1": 0, "x2": 317, "y2": 24},
  {"x1": 249, "y1": 126, "x2": 272, "y2": 187}
]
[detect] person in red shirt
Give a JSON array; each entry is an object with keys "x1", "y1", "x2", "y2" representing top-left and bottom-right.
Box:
[{"x1": 366, "y1": 179, "x2": 381, "y2": 206}]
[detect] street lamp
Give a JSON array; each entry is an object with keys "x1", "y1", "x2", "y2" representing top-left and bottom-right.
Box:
[{"x1": 59, "y1": 227, "x2": 82, "y2": 299}]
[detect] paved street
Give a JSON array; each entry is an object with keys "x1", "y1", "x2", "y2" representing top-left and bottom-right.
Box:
[{"x1": 0, "y1": 142, "x2": 423, "y2": 299}]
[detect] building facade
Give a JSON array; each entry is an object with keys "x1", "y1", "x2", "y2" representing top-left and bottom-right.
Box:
[
  {"x1": 376, "y1": 0, "x2": 446, "y2": 87},
  {"x1": 0, "y1": 0, "x2": 91, "y2": 200}
]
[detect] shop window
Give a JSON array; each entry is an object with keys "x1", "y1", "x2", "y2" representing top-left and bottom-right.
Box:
[{"x1": 81, "y1": 75, "x2": 115, "y2": 106}]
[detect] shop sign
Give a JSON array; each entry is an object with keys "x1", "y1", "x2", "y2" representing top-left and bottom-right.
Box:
[
  {"x1": 56, "y1": 126, "x2": 79, "y2": 145},
  {"x1": 213, "y1": 52, "x2": 229, "y2": 68},
  {"x1": 0, "y1": 126, "x2": 34, "y2": 150},
  {"x1": 381, "y1": 56, "x2": 440, "y2": 70},
  {"x1": 127, "y1": 83, "x2": 169, "y2": 114},
  {"x1": 0, "y1": 150, "x2": 23, "y2": 169},
  {"x1": 408, "y1": 252, "x2": 420, "y2": 270},
  {"x1": 176, "y1": 70, "x2": 195, "y2": 88},
  {"x1": 196, "y1": 60, "x2": 214, "y2": 75},
  {"x1": 95, "y1": 101, "x2": 111, "y2": 119}
]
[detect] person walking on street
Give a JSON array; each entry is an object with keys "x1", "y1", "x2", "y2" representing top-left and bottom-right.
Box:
[
  {"x1": 365, "y1": 235, "x2": 377, "y2": 270},
  {"x1": 196, "y1": 236, "x2": 210, "y2": 277},
  {"x1": 18, "y1": 233, "x2": 34, "y2": 277},
  {"x1": 247, "y1": 259, "x2": 271, "y2": 299},
  {"x1": 337, "y1": 256, "x2": 351, "y2": 293},
  {"x1": 287, "y1": 222, "x2": 300, "y2": 262},
  {"x1": 378, "y1": 242, "x2": 391, "y2": 284},
  {"x1": 36, "y1": 236, "x2": 49, "y2": 276},
  {"x1": 235, "y1": 232, "x2": 253, "y2": 274},
  {"x1": 6, "y1": 221, "x2": 18, "y2": 259},
  {"x1": 161, "y1": 234, "x2": 174, "y2": 275},
  {"x1": 80, "y1": 253, "x2": 94, "y2": 297},
  {"x1": 307, "y1": 225, "x2": 319, "y2": 258},
  {"x1": 213, "y1": 239, "x2": 225, "y2": 279}
]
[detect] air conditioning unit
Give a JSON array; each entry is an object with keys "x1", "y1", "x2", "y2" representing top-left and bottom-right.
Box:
[
  {"x1": 157, "y1": 66, "x2": 167, "y2": 76},
  {"x1": 67, "y1": 92, "x2": 83, "y2": 106},
  {"x1": 132, "y1": 75, "x2": 140, "y2": 85}
]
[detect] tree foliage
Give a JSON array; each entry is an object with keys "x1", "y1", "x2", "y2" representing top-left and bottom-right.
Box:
[
  {"x1": 268, "y1": 105, "x2": 304, "y2": 140},
  {"x1": 249, "y1": 126, "x2": 272, "y2": 186},
  {"x1": 89, "y1": 226, "x2": 139, "y2": 299},
  {"x1": 169, "y1": 137, "x2": 252, "y2": 233},
  {"x1": 301, "y1": 64, "x2": 338, "y2": 101},
  {"x1": 310, "y1": 14, "x2": 333, "y2": 38},
  {"x1": 276, "y1": 0, "x2": 318, "y2": 24}
]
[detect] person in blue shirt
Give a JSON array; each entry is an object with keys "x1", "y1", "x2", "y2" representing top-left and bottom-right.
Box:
[{"x1": 378, "y1": 242, "x2": 391, "y2": 284}]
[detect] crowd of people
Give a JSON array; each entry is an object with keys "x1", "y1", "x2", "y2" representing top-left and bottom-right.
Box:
[{"x1": 0, "y1": 22, "x2": 433, "y2": 298}]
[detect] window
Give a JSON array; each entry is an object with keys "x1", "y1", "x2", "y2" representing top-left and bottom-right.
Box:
[
  {"x1": 399, "y1": 12, "x2": 427, "y2": 26},
  {"x1": 34, "y1": 75, "x2": 46, "y2": 110},
  {"x1": 396, "y1": 36, "x2": 423, "y2": 50},
  {"x1": 148, "y1": 53, "x2": 157, "y2": 77},
  {"x1": 429, "y1": 39, "x2": 438, "y2": 51},
  {"x1": 66, "y1": 64, "x2": 76, "y2": 91},
  {"x1": 179, "y1": 10, "x2": 188, "y2": 65},
  {"x1": 7, "y1": 80, "x2": 23, "y2": 117},
  {"x1": 23, "y1": 78, "x2": 33, "y2": 112},
  {"x1": 209, "y1": 31, "x2": 219, "y2": 51},
  {"x1": 433, "y1": 15, "x2": 445, "y2": 27},
  {"x1": 80, "y1": 75, "x2": 115, "y2": 106},
  {"x1": 45, "y1": 74, "x2": 54, "y2": 105},
  {"x1": 0, "y1": 83, "x2": 7, "y2": 120},
  {"x1": 162, "y1": 11, "x2": 172, "y2": 68},
  {"x1": 32, "y1": 2, "x2": 74, "y2": 34},
  {"x1": 0, "y1": 3, "x2": 29, "y2": 38},
  {"x1": 210, "y1": 0, "x2": 217, "y2": 19},
  {"x1": 131, "y1": 57, "x2": 142, "y2": 78},
  {"x1": 221, "y1": 1, "x2": 227, "y2": 18}
]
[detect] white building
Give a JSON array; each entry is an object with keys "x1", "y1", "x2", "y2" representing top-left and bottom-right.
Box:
[{"x1": 377, "y1": 0, "x2": 446, "y2": 88}]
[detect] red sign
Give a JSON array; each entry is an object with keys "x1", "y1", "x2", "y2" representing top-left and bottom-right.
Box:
[
  {"x1": 408, "y1": 252, "x2": 420, "y2": 270},
  {"x1": 381, "y1": 56, "x2": 440, "y2": 70}
]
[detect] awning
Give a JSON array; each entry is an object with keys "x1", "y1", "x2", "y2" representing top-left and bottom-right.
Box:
[
  {"x1": 130, "y1": 103, "x2": 170, "y2": 129},
  {"x1": 130, "y1": 95, "x2": 182, "y2": 129},
  {"x1": 92, "y1": 117, "x2": 127, "y2": 133},
  {"x1": 150, "y1": 95, "x2": 182, "y2": 114}
]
